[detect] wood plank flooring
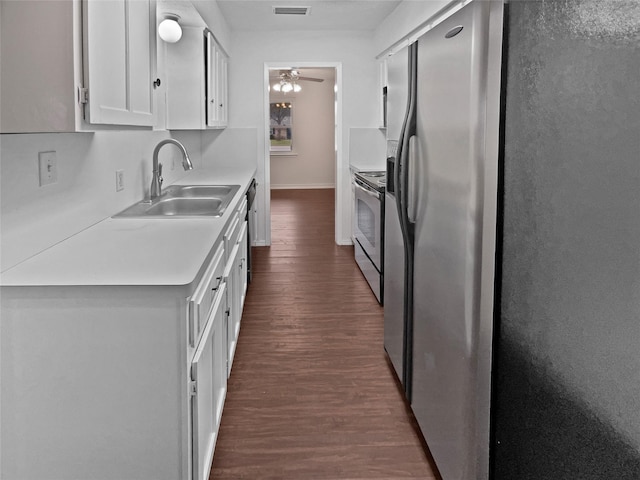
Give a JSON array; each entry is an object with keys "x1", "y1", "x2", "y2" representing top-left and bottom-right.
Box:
[{"x1": 210, "y1": 188, "x2": 440, "y2": 479}]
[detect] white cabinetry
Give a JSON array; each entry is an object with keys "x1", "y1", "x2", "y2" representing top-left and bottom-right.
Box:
[
  {"x1": 0, "y1": 0, "x2": 157, "y2": 133},
  {"x1": 191, "y1": 283, "x2": 227, "y2": 480},
  {"x1": 166, "y1": 27, "x2": 228, "y2": 130},
  {"x1": 188, "y1": 242, "x2": 226, "y2": 480},
  {"x1": 83, "y1": 0, "x2": 157, "y2": 126},
  {"x1": 0, "y1": 180, "x2": 254, "y2": 480},
  {"x1": 209, "y1": 33, "x2": 229, "y2": 127},
  {"x1": 223, "y1": 198, "x2": 248, "y2": 375},
  {"x1": 379, "y1": 58, "x2": 388, "y2": 129}
]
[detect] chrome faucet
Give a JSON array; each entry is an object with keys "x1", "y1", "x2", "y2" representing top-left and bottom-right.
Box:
[{"x1": 150, "y1": 139, "x2": 194, "y2": 199}]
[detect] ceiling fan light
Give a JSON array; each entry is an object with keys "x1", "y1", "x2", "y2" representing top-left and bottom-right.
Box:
[
  {"x1": 158, "y1": 15, "x2": 182, "y2": 43},
  {"x1": 293, "y1": 83, "x2": 302, "y2": 92},
  {"x1": 272, "y1": 83, "x2": 282, "y2": 92},
  {"x1": 281, "y1": 82, "x2": 293, "y2": 93}
]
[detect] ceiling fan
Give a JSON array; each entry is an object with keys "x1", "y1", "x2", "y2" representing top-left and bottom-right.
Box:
[{"x1": 271, "y1": 69, "x2": 324, "y2": 93}]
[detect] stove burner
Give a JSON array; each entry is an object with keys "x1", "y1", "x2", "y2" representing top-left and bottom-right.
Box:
[{"x1": 354, "y1": 170, "x2": 386, "y2": 193}]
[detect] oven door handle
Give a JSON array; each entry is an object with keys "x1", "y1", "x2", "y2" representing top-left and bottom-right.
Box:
[{"x1": 354, "y1": 179, "x2": 381, "y2": 199}]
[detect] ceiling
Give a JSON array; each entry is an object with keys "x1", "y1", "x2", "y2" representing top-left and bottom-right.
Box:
[
  {"x1": 158, "y1": 0, "x2": 208, "y2": 27},
  {"x1": 269, "y1": 67, "x2": 336, "y2": 82},
  {"x1": 216, "y1": 0, "x2": 402, "y2": 31}
]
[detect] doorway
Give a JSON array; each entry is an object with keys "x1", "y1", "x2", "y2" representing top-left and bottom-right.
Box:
[{"x1": 262, "y1": 63, "x2": 343, "y2": 246}]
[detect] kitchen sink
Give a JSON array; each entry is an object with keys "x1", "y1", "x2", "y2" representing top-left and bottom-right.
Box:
[
  {"x1": 160, "y1": 184, "x2": 238, "y2": 199},
  {"x1": 113, "y1": 184, "x2": 240, "y2": 218}
]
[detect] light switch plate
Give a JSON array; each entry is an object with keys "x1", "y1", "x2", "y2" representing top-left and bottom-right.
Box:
[
  {"x1": 38, "y1": 151, "x2": 57, "y2": 186},
  {"x1": 115, "y1": 170, "x2": 125, "y2": 191}
]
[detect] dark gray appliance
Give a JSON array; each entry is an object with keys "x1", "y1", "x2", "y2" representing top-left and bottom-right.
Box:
[
  {"x1": 353, "y1": 170, "x2": 385, "y2": 303},
  {"x1": 245, "y1": 178, "x2": 256, "y2": 283},
  {"x1": 384, "y1": 0, "x2": 640, "y2": 479},
  {"x1": 492, "y1": 1, "x2": 640, "y2": 478}
]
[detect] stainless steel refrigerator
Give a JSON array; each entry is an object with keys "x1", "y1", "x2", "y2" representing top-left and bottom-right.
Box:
[
  {"x1": 384, "y1": 0, "x2": 640, "y2": 479},
  {"x1": 384, "y1": 1, "x2": 504, "y2": 478}
]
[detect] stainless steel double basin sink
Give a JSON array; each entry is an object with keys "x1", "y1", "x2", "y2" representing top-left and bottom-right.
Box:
[{"x1": 113, "y1": 184, "x2": 241, "y2": 218}]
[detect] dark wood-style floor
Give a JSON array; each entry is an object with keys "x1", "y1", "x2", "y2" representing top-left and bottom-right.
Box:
[{"x1": 211, "y1": 188, "x2": 440, "y2": 479}]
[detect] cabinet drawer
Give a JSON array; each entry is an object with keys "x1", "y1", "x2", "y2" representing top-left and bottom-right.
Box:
[
  {"x1": 189, "y1": 243, "x2": 224, "y2": 347},
  {"x1": 223, "y1": 216, "x2": 240, "y2": 262},
  {"x1": 238, "y1": 196, "x2": 248, "y2": 222}
]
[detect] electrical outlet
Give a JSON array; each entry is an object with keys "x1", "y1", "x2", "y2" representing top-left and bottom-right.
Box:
[
  {"x1": 115, "y1": 170, "x2": 125, "y2": 191},
  {"x1": 38, "y1": 151, "x2": 58, "y2": 186}
]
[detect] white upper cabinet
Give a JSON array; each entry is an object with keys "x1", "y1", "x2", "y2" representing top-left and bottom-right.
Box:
[
  {"x1": 0, "y1": 0, "x2": 157, "y2": 133},
  {"x1": 83, "y1": 0, "x2": 157, "y2": 126},
  {"x1": 166, "y1": 27, "x2": 228, "y2": 130},
  {"x1": 206, "y1": 32, "x2": 219, "y2": 128},
  {"x1": 209, "y1": 32, "x2": 229, "y2": 128}
]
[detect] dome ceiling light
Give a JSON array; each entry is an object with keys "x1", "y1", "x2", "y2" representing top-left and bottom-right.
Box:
[{"x1": 158, "y1": 14, "x2": 182, "y2": 43}]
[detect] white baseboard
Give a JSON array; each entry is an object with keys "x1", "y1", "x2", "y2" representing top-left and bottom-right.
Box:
[{"x1": 270, "y1": 184, "x2": 335, "y2": 190}]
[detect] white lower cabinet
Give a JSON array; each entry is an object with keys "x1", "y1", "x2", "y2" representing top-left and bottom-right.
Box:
[
  {"x1": 191, "y1": 282, "x2": 227, "y2": 480},
  {"x1": 0, "y1": 187, "x2": 252, "y2": 480},
  {"x1": 223, "y1": 199, "x2": 248, "y2": 377}
]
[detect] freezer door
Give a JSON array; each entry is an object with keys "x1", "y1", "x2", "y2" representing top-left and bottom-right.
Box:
[
  {"x1": 410, "y1": 1, "x2": 503, "y2": 479},
  {"x1": 383, "y1": 45, "x2": 411, "y2": 394},
  {"x1": 383, "y1": 191, "x2": 406, "y2": 387}
]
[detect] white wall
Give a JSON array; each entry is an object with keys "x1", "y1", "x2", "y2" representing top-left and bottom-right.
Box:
[
  {"x1": 192, "y1": 0, "x2": 231, "y2": 53},
  {"x1": 226, "y1": 29, "x2": 381, "y2": 245},
  {"x1": 374, "y1": 0, "x2": 457, "y2": 56},
  {"x1": 0, "y1": 130, "x2": 202, "y2": 272},
  {"x1": 270, "y1": 69, "x2": 336, "y2": 189}
]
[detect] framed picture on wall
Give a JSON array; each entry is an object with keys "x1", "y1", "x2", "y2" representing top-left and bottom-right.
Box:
[{"x1": 270, "y1": 102, "x2": 293, "y2": 152}]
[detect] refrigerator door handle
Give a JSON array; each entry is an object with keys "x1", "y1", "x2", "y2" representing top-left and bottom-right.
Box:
[{"x1": 407, "y1": 135, "x2": 418, "y2": 224}]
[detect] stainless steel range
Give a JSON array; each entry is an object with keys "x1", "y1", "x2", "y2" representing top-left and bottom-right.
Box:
[{"x1": 352, "y1": 170, "x2": 385, "y2": 304}]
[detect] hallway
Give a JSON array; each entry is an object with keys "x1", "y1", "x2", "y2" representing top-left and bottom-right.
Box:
[{"x1": 211, "y1": 188, "x2": 439, "y2": 479}]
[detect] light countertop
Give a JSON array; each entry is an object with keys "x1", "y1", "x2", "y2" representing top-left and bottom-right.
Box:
[{"x1": 0, "y1": 166, "x2": 256, "y2": 288}]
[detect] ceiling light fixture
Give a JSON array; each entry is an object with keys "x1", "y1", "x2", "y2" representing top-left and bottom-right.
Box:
[
  {"x1": 272, "y1": 71, "x2": 302, "y2": 94},
  {"x1": 158, "y1": 15, "x2": 182, "y2": 43}
]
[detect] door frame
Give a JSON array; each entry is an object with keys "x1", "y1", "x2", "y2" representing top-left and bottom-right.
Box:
[{"x1": 262, "y1": 62, "x2": 343, "y2": 246}]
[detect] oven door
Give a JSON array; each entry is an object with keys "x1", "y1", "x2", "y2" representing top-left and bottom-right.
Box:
[{"x1": 353, "y1": 178, "x2": 383, "y2": 272}]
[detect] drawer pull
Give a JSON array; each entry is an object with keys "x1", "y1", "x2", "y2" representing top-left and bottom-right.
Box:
[{"x1": 211, "y1": 276, "x2": 223, "y2": 292}]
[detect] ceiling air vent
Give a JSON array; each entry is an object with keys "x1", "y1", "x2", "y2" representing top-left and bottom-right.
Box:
[{"x1": 273, "y1": 6, "x2": 311, "y2": 16}]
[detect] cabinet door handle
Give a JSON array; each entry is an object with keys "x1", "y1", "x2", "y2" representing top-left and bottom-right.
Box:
[{"x1": 211, "y1": 276, "x2": 223, "y2": 291}]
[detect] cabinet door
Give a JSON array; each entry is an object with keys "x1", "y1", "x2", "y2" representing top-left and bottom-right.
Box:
[
  {"x1": 0, "y1": 1, "x2": 79, "y2": 133},
  {"x1": 223, "y1": 241, "x2": 241, "y2": 376},
  {"x1": 206, "y1": 31, "x2": 218, "y2": 127},
  {"x1": 83, "y1": 0, "x2": 156, "y2": 126},
  {"x1": 191, "y1": 283, "x2": 227, "y2": 480},
  {"x1": 238, "y1": 221, "x2": 248, "y2": 312},
  {"x1": 216, "y1": 50, "x2": 228, "y2": 127}
]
